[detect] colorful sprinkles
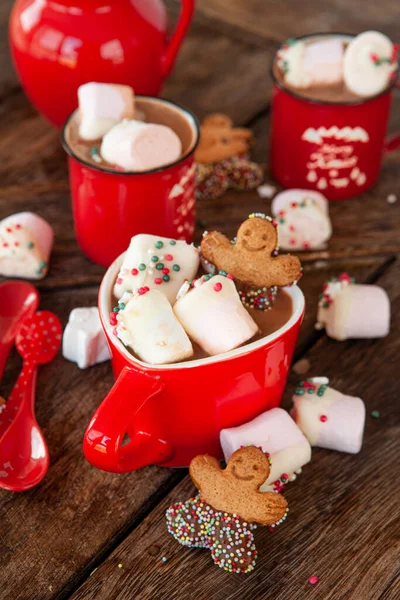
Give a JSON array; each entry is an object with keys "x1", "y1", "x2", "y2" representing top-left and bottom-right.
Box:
[
  {"x1": 319, "y1": 273, "x2": 355, "y2": 309},
  {"x1": 295, "y1": 379, "x2": 329, "y2": 397}
]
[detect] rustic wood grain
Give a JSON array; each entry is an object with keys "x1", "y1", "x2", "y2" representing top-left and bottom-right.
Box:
[{"x1": 70, "y1": 259, "x2": 400, "y2": 600}]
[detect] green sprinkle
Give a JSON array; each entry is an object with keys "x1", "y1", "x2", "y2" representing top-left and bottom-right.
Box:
[
  {"x1": 35, "y1": 269, "x2": 42, "y2": 276},
  {"x1": 155, "y1": 241, "x2": 164, "y2": 249},
  {"x1": 39, "y1": 261, "x2": 47, "y2": 269},
  {"x1": 173, "y1": 264, "x2": 180, "y2": 272},
  {"x1": 169, "y1": 240, "x2": 176, "y2": 245},
  {"x1": 113, "y1": 306, "x2": 120, "y2": 312},
  {"x1": 219, "y1": 270, "x2": 227, "y2": 276},
  {"x1": 27, "y1": 241, "x2": 34, "y2": 249},
  {"x1": 279, "y1": 218, "x2": 285, "y2": 224},
  {"x1": 163, "y1": 275, "x2": 170, "y2": 282},
  {"x1": 151, "y1": 256, "x2": 159, "y2": 262},
  {"x1": 317, "y1": 390, "x2": 324, "y2": 397},
  {"x1": 295, "y1": 388, "x2": 305, "y2": 395},
  {"x1": 90, "y1": 147, "x2": 98, "y2": 156},
  {"x1": 139, "y1": 263, "x2": 146, "y2": 271},
  {"x1": 118, "y1": 302, "x2": 126, "y2": 310},
  {"x1": 307, "y1": 388, "x2": 314, "y2": 394},
  {"x1": 371, "y1": 410, "x2": 380, "y2": 419},
  {"x1": 156, "y1": 263, "x2": 164, "y2": 270}
]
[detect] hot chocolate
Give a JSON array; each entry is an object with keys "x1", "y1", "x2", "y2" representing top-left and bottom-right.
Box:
[
  {"x1": 65, "y1": 96, "x2": 196, "y2": 172},
  {"x1": 273, "y1": 32, "x2": 398, "y2": 103}
]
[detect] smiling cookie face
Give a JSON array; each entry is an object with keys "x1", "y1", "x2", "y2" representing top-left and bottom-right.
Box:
[
  {"x1": 226, "y1": 446, "x2": 270, "y2": 487},
  {"x1": 236, "y1": 218, "x2": 278, "y2": 255}
]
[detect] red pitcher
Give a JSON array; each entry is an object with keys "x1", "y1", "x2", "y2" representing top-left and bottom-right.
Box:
[{"x1": 9, "y1": 0, "x2": 195, "y2": 127}]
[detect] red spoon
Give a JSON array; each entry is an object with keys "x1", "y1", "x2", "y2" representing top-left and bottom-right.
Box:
[
  {"x1": 0, "y1": 310, "x2": 62, "y2": 492},
  {"x1": 0, "y1": 281, "x2": 39, "y2": 385}
]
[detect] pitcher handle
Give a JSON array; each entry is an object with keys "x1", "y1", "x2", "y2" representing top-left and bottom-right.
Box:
[
  {"x1": 83, "y1": 367, "x2": 173, "y2": 472},
  {"x1": 161, "y1": 0, "x2": 195, "y2": 77}
]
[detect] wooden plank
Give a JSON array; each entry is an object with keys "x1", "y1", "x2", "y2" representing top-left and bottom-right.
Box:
[
  {"x1": 195, "y1": 0, "x2": 400, "y2": 45},
  {"x1": 70, "y1": 258, "x2": 400, "y2": 600},
  {"x1": 0, "y1": 286, "x2": 184, "y2": 600}
]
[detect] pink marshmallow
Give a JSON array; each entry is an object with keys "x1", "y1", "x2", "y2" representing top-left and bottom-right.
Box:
[
  {"x1": 220, "y1": 408, "x2": 312, "y2": 491},
  {"x1": 291, "y1": 378, "x2": 365, "y2": 454},
  {"x1": 100, "y1": 120, "x2": 182, "y2": 172},
  {"x1": 173, "y1": 275, "x2": 258, "y2": 356},
  {"x1": 303, "y1": 39, "x2": 344, "y2": 85},
  {"x1": 0, "y1": 212, "x2": 53, "y2": 279},
  {"x1": 317, "y1": 277, "x2": 390, "y2": 341}
]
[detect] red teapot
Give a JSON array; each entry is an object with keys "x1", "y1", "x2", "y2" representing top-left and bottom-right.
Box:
[{"x1": 9, "y1": 0, "x2": 195, "y2": 127}]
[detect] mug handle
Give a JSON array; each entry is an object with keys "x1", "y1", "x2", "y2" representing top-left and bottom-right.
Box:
[
  {"x1": 384, "y1": 132, "x2": 400, "y2": 153},
  {"x1": 83, "y1": 367, "x2": 173, "y2": 472},
  {"x1": 161, "y1": 0, "x2": 195, "y2": 77}
]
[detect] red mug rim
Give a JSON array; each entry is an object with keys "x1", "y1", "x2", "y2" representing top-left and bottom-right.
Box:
[
  {"x1": 270, "y1": 31, "x2": 399, "y2": 107},
  {"x1": 98, "y1": 252, "x2": 305, "y2": 370},
  {"x1": 61, "y1": 95, "x2": 201, "y2": 176}
]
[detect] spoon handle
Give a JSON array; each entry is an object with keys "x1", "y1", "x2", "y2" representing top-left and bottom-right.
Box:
[{"x1": 0, "y1": 359, "x2": 36, "y2": 437}]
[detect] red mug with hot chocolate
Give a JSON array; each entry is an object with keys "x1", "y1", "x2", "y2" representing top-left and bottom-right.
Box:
[
  {"x1": 83, "y1": 254, "x2": 305, "y2": 472},
  {"x1": 61, "y1": 96, "x2": 200, "y2": 267},
  {"x1": 270, "y1": 33, "x2": 400, "y2": 201}
]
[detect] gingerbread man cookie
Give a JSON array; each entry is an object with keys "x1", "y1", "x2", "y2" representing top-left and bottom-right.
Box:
[
  {"x1": 201, "y1": 214, "x2": 302, "y2": 288},
  {"x1": 166, "y1": 447, "x2": 288, "y2": 573},
  {"x1": 194, "y1": 114, "x2": 263, "y2": 201},
  {"x1": 195, "y1": 113, "x2": 253, "y2": 164}
]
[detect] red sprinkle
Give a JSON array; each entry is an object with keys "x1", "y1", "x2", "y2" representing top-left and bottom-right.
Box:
[
  {"x1": 138, "y1": 286, "x2": 150, "y2": 295},
  {"x1": 6, "y1": 227, "x2": 12, "y2": 233},
  {"x1": 109, "y1": 312, "x2": 117, "y2": 326},
  {"x1": 116, "y1": 277, "x2": 123, "y2": 284},
  {"x1": 131, "y1": 268, "x2": 139, "y2": 276},
  {"x1": 14, "y1": 242, "x2": 20, "y2": 247},
  {"x1": 2, "y1": 243, "x2": 8, "y2": 247},
  {"x1": 227, "y1": 273, "x2": 234, "y2": 280},
  {"x1": 289, "y1": 225, "x2": 296, "y2": 232},
  {"x1": 112, "y1": 327, "x2": 118, "y2": 337},
  {"x1": 154, "y1": 278, "x2": 162, "y2": 285},
  {"x1": 281, "y1": 473, "x2": 288, "y2": 481},
  {"x1": 320, "y1": 415, "x2": 328, "y2": 422},
  {"x1": 165, "y1": 254, "x2": 173, "y2": 261},
  {"x1": 214, "y1": 282, "x2": 223, "y2": 292},
  {"x1": 162, "y1": 268, "x2": 170, "y2": 274},
  {"x1": 290, "y1": 201, "x2": 298, "y2": 208},
  {"x1": 309, "y1": 576, "x2": 319, "y2": 585},
  {"x1": 15, "y1": 224, "x2": 21, "y2": 229},
  {"x1": 289, "y1": 239, "x2": 296, "y2": 246}
]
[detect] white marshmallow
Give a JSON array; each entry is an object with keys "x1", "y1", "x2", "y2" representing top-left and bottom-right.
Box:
[
  {"x1": 278, "y1": 40, "x2": 311, "y2": 89},
  {"x1": 78, "y1": 82, "x2": 135, "y2": 141},
  {"x1": 0, "y1": 212, "x2": 53, "y2": 280},
  {"x1": 272, "y1": 189, "x2": 332, "y2": 251},
  {"x1": 343, "y1": 31, "x2": 397, "y2": 97},
  {"x1": 100, "y1": 120, "x2": 182, "y2": 172},
  {"x1": 114, "y1": 235, "x2": 200, "y2": 304},
  {"x1": 63, "y1": 307, "x2": 111, "y2": 369},
  {"x1": 303, "y1": 39, "x2": 344, "y2": 85},
  {"x1": 173, "y1": 275, "x2": 258, "y2": 356},
  {"x1": 317, "y1": 278, "x2": 390, "y2": 341},
  {"x1": 220, "y1": 408, "x2": 312, "y2": 492},
  {"x1": 291, "y1": 379, "x2": 365, "y2": 454},
  {"x1": 117, "y1": 289, "x2": 193, "y2": 365}
]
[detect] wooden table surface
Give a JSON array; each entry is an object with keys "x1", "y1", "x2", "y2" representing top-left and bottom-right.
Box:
[{"x1": 1, "y1": 1, "x2": 400, "y2": 599}]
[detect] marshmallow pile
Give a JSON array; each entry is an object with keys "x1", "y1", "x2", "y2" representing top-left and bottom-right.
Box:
[
  {"x1": 77, "y1": 82, "x2": 182, "y2": 171},
  {"x1": 111, "y1": 234, "x2": 259, "y2": 365},
  {"x1": 220, "y1": 376, "x2": 366, "y2": 493},
  {"x1": 277, "y1": 31, "x2": 398, "y2": 97}
]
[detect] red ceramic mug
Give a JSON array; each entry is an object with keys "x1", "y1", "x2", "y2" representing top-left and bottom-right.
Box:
[
  {"x1": 83, "y1": 254, "x2": 305, "y2": 472},
  {"x1": 61, "y1": 96, "x2": 200, "y2": 267},
  {"x1": 270, "y1": 33, "x2": 400, "y2": 201}
]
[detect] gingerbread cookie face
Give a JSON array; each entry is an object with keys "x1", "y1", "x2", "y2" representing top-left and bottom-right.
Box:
[
  {"x1": 195, "y1": 113, "x2": 253, "y2": 164},
  {"x1": 200, "y1": 214, "x2": 302, "y2": 289},
  {"x1": 189, "y1": 446, "x2": 288, "y2": 526}
]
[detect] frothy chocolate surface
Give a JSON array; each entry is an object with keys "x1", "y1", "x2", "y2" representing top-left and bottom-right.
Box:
[
  {"x1": 273, "y1": 35, "x2": 361, "y2": 104},
  {"x1": 65, "y1": 97, "x2": 196, "y2": 172}
]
